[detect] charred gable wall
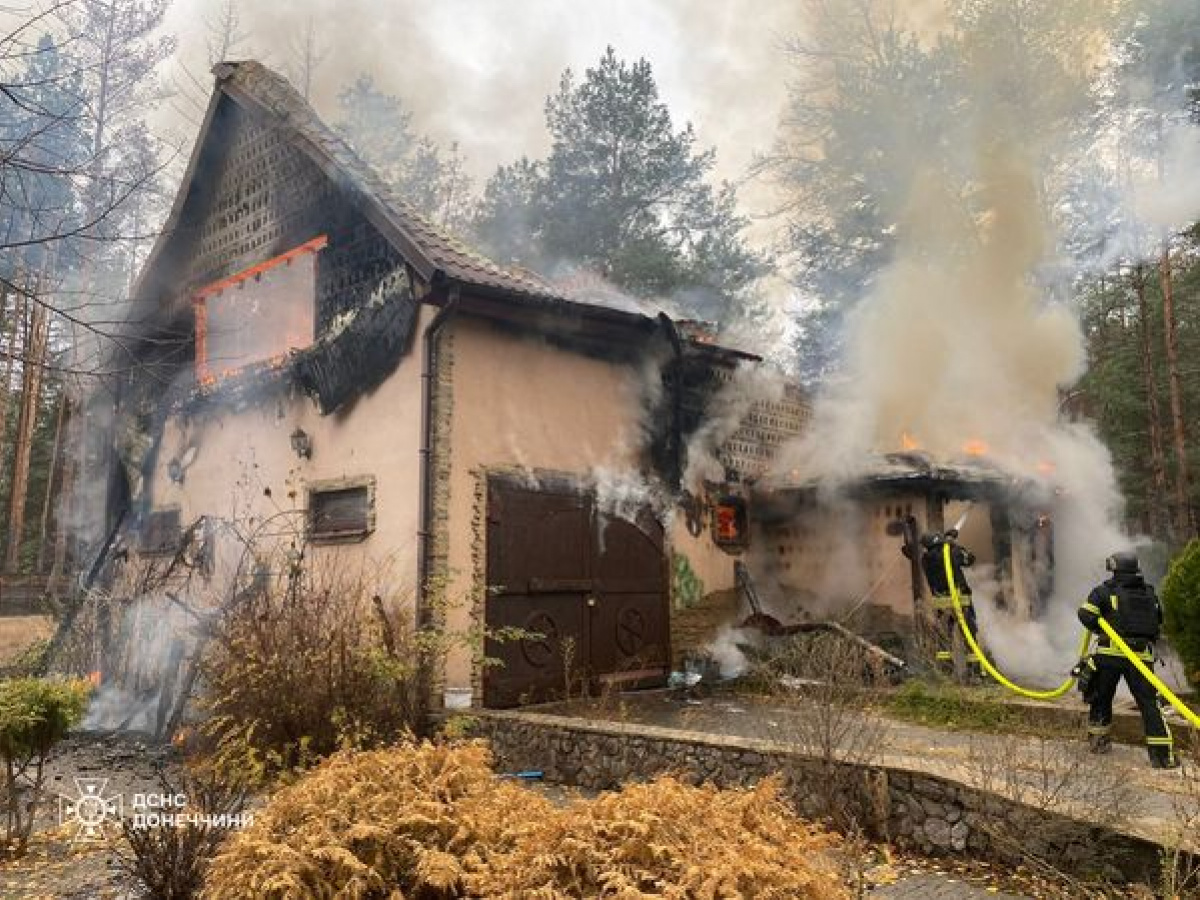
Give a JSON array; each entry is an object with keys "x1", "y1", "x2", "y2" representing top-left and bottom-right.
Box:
[{"x1": 165, "y1": 98, "x2": 411, "y2": 334}]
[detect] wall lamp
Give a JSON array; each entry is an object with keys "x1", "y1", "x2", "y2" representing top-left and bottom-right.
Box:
[{"x1": 290, "y1": 427, "x2": 313, "y2": 460}]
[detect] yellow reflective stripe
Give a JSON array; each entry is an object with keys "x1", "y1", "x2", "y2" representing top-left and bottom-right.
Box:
[
  {"x1": 1096, "y1": 645, "x2": 1153, "y2": 661},
  {"x1": 1146, "y1": 736, "x2": 1174, "y2": 745},
  {"x1": 1110, "y1": 594, "x2": 1119, "y2": 611},
  {"x1": 935, "y1": 652, "x2": 953, "y2": 660},
  {"x1": 1088, "y1": 725, "x2": 1111, "y2": 735},
  {"x1": 1096, "y1": 617, "x2": 1200, "y2": 729},
  {"x1": 932, "y1": 595, "x2": 972, "y2": 609},
  {"x1": 1080, "y1": 602, "x2": 1101, "y2": 615},
  {"x1": 1086, "y1": 658, "x2": 1097, "y2": 670}
]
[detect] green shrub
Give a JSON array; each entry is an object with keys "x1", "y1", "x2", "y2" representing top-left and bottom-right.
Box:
[
  {"x1": 0, "y1": 676, "x2": 92, "y2": 855},
  {"x1": 1162, "y1": 538, "x2": 1200, "y2": 689},
  {"x1": 0, "y1": 638, "x2": 50, "y2": 678}
]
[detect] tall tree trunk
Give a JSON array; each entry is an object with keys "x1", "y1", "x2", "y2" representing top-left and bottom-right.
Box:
[
  {"x1": 0, "y1": 283, "x2": 22, "y2": 466},
  {"x1": 4, "y1": 299, "x2": 49, "y2": 572},
  {"x1": 49, "y1": 420, "x2": 75, "y2": 587},
  {"x1": 1133, "y1": 265, "x2": 1169, "y2": 537},
  {"x1": 1159, "y1": 244, "x2": 1192, "y2": 539},
  {"x1": 36, "y1": 393, "x2": 68, "y2": 574}
]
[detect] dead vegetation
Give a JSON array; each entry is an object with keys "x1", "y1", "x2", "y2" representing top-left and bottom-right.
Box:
[
  {"x1": 960, "y1": 729, "x2": 1148, "y2": 895},
  {"x1": 119, "y1": 768, "x2": 249, "y2": 900},
  {"x1": 739, "y1": 630, "x2": 891, "y2": 835},
  {"x1": 202, "y1": 740, "x2": 850, "y2": 899},
  {"x1": 197, "y1": 552, "x2": 423, "y2": 787}
]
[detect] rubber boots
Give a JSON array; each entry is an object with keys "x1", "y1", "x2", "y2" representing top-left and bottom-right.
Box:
[{"x1": 1149, "y1": 747, "x2": 1180, "y2": 769}]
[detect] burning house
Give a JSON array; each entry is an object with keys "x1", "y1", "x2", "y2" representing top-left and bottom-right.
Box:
[
  {"x1": 751, "y1": 452, "x2": 1058, "y2": 660},
  {"x1": 78, "y1": 61, "x2": 1071, "y2": 729},
  {"x1": 86, "y1": 60, "x2": 775, "y2": 718}
]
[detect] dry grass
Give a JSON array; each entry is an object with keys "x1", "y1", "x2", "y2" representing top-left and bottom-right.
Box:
[
  {"x1": 0, "y1": 617, "x2": 52, "y2": 663},
  {"x1": 203, "y1": 740, "x2": 849, "y2": 899}
]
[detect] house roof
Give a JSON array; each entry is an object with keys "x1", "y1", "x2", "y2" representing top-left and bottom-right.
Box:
[
  {"x1": 216, "y1": 61, "x2": 571, "y2": 300},
  {"x1": 133, "y1": 60, "x2": 758, "y2": 361}
]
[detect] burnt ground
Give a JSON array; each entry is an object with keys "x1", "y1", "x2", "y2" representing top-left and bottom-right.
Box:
[
  {"x1": 0, "y1": 733, "x2": 182, "y2": 899},
  {"x1": 0, "y1": 726, "x2": 1152, "y2": 899}
]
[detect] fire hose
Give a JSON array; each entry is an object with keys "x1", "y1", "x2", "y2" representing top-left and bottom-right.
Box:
[
  {"x1": 942, "y1": 543, "x2": 1200, "y2": 726},
  {"x1": 1095, "y1": 617, "x2": 1200, "y2": 729},
  {"x1": 941, "y1": 543, "x2": 1090, "y2": 700}
]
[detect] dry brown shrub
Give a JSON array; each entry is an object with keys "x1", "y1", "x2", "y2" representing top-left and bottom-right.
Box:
[
  {"x1": 203, "y1": 741, "x2": 849, "y2": 899},
  {"x1": 471, "y1": 775, "x2": 848, "y2": 899},
  {"x1": 198, "y1": 557, "x2": 423, "y2": 786}
]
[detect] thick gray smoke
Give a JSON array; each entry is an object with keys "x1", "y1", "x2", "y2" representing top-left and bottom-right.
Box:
[{"x1": 770, "y1": 2, "x2": 1200, "y2": 681}]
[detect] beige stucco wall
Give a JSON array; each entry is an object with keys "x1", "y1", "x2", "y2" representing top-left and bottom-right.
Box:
[
  {"x1": 669, "y1": 508, "x2": 737, "y2": 596},
  {"x1": 440, "y1": 314, "x2": 651, "y2": 698},
  {"x1": 758, "y1": 494, "x2": 1002, "y2": 625},
  {"x1": 144, "y1": 304, "x2": 432, "y2": 605},
  {"x1": 760, "y1": 495, "x2": 924, "y2": 621}
]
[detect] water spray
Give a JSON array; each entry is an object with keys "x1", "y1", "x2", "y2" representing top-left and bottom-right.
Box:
[{"x1": 949, "y1": 503, "x2": 972, "y2": 535}]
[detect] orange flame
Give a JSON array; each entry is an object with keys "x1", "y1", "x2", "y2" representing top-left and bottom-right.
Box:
[
  {"x1": 962, "y1": 438, "x2": 989, "y2": 457},
  {"x1": 900, "y1": 432, "x2": 921, "y2": 450},
  {"x1": 86, "y1": 670, "x2": 101, "y2": 688},
  {"x1": 1036, "y1": 460, "x2": 1056, "y2": 475}
]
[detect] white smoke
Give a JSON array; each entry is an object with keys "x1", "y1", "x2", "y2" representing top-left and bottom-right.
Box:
[
  {"x1": 682, "y1": 364, "x2": 788, "y2": 492},
  {"x1": 707, "y1": 623, "x2": 750, "y2": 677},
  {"x1": 1132, "y1": 121, "x2": 1200, "y2": 232},
  {"x1": 759, "y1": 3, "x2": 1200, "y2": 681}
]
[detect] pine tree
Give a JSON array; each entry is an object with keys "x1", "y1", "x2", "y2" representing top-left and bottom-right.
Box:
[
  {"x1": 334, "y1": 75, "x2": 474, "y2": 233},
  {"x1": 472, "y1": 47, "x2": 768, "y2": 327}
]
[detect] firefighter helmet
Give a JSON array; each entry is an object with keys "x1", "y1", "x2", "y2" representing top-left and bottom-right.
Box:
[{"x1": 1105, "y1": 551, "x2": 1140, "y2": 574}]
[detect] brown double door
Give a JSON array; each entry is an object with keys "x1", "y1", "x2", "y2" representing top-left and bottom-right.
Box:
[{"x1": 483, "y1": 477, "x2": 669, "y2": 708}]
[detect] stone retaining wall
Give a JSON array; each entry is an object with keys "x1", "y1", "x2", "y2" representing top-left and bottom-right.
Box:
[{"x1": 469, "y1": 710, "x2": 1165, "y2": 884}]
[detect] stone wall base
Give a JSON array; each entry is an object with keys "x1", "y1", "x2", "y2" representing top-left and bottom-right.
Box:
[{"x1": 468, "y1": 710, "x2": 1170, "y2": 885}]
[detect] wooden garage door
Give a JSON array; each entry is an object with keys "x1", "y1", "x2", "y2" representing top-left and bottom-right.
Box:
[{"x1": 483, "y1": 477, "x2": 669, "y2": 708}]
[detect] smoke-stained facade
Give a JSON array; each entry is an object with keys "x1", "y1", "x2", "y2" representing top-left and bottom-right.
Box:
[{"x1": 92, "y1": 60, "x2": 773, "y2": 719}]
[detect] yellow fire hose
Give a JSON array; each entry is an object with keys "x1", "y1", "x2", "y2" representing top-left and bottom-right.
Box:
[
  {"x1": 1095, "y1": 618, "x2": 1200, "y2": 729},
  {"x1": 941, "y1": 543, "x2": 1089, "y2": 700},
  {"x1": 942, "y1": 543, "x2": 1200, "y2": 726}
]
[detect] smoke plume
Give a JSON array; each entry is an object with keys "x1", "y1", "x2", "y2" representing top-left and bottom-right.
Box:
[{"x1": 770, "y1": 1, "x2": 1200, "y2": 680}]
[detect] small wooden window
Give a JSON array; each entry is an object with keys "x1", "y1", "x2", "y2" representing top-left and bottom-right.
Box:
[
  {"x1": 141, "y1": 508, "x2": 182, "y2": 555},
  {"x1": 308, "y1": 478, "x2": 375, "y2": 543}
]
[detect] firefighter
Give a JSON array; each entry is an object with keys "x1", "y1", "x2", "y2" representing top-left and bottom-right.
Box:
[
  {"x1": 1077, "y1": 551, "x2": 1178, "y2": 769},
  {"x1": 916, "y1": 529, "x2": 981, "y2": 676}
]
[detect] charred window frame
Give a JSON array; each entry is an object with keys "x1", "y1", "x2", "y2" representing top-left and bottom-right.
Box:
[
  {"x1": 192, "y1": 234, "x2": 327, "y2": 385},
  {"x1": 140, "y1": 507, "x2": 183, "y2": 556},
  {"x1": 308, "y1": 476, "x2": 376, "y2": 543}
]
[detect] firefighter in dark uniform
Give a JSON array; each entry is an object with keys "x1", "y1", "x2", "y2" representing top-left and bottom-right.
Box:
[
  {"x1": 1077, "y1": 551, "x2": 1178, "y2": 769},
  {"x1": 916, "y1": 529, "x2": 981, "y2": 675}
]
